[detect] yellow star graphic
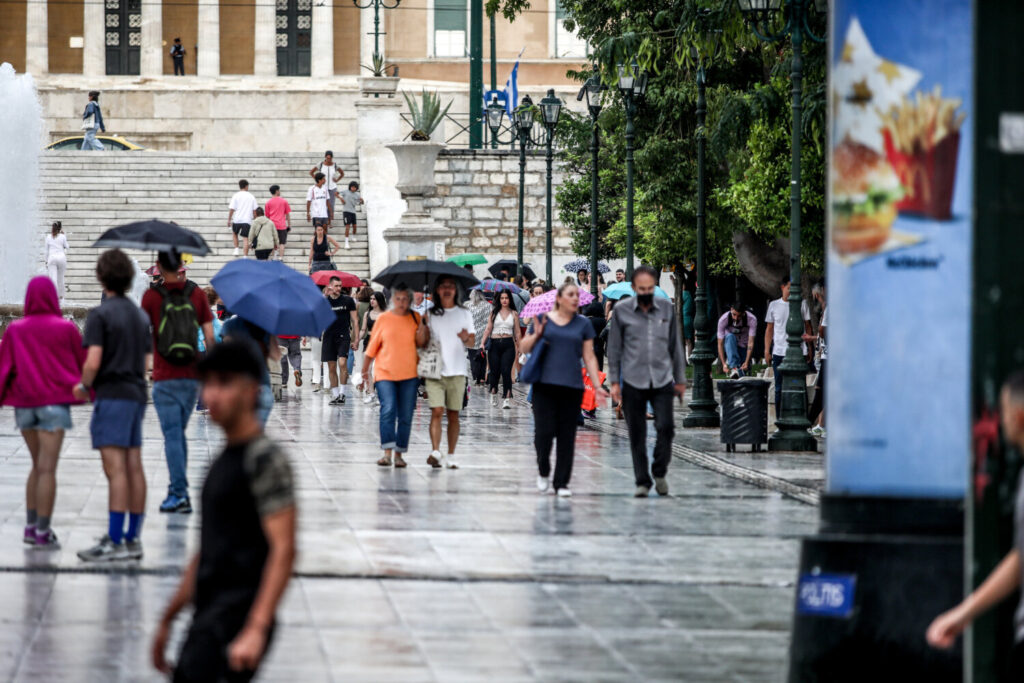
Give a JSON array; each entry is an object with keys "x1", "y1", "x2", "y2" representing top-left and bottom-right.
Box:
[
  {"x1": 848, "y1": 79, "x2": 873, "y2": 108},
  {"x1": 841, "y1": 42, "x2": 854, "y2": 62},
  {"x1": 877, "y1": 60, "x2": 901, "y2": 84}
]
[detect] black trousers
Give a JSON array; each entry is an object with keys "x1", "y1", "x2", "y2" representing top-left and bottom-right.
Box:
[
  {"x1": 532, "y1": 383, "x2": 584, "y2": 490},
  {"x1": 488, "y1": 337, "x2": 516, "y2": 398},
  {"x1": 173, "y1": 56, "x2": 185, "y2": 76},
  {"x1": 621, "y1": 382, "x2": 675, "y2": 487},
  {"x1": 468, "y1": 347, "x2": 487, "y2": 382}
]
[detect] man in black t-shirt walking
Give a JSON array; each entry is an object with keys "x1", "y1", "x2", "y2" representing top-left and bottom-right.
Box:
[
  {"x1": 321, "y1": 277, "x2": 359, "y2": 405},
  {"x1": 152, "y1": 340, "x2": 296, "y2": 683}
]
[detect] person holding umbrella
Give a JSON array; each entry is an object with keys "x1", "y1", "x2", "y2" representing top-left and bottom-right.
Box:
[
  {"x1": 141, "y1": 250, "x2": 216, "y2": 515},
  {"x1": 362, "y1": 285, "x2": 426, "y2": 468}
]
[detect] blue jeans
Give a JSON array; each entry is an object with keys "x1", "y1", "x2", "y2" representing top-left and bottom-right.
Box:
[
  {"x1": 724, "y1": 333, "x2": 749, "y2": 376},
  {"x1": 81, "y1": 126, "x2": 103, "y2": 150},
  {"x1": 153, "y1": 379, "x2": 200, "y2": 498},
  {"x1": 258, "y1": 383, "x2": 274, "y2": 427},
  {"x1": 347, "y1": 351, "x2": 355, "y2": 376},
  {"x1": 376, "y1": 378, "x2": 419, "y2": 453}
]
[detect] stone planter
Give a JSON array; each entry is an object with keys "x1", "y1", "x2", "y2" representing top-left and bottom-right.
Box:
[
  {"x1": 383, "y1": 140, "x2": 449, "y2": 262},
  {"x1": 387, "y1": 141, "x2": 445, "y2": 196},
  {"x1": 358, "y1": 76, "x2": 401, "y2": 98}
]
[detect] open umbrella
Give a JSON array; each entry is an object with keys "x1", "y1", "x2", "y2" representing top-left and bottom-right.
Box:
[
  {"x1": 488, "y1": 259, "x2": 536, "y2": 282},
  {"x1": 92, "y1": 219, "x2": 211, "y2": 256},
  {"x1": 311, "y1": 270, "x2": 363, "y2": 288},
  {"x1": 372, "y1": 258, "x2": 480, "y2": 292},
  {"x1": 520, "y1": 288, "x2": 595, "y2": 320},
  {"x1": 211, "y1": 260, "x2": 335, "y2": 337},
  {"x1": 603, "y1": 282, "x2": 671, "y2": 301},
  {"x1": 471, "y1": 279, "x2": 522, "y2": 295},
  {"x1": 446, "y1": 253, "x2": 487, "y2": 267},
  {"x1": 563, "y1": 258, "x2": 610, "y2": 274}
]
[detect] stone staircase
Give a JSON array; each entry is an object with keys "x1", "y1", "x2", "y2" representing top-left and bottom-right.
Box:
[{"x1": 38, "y1": 151, "x2": 369, "y2": 302}]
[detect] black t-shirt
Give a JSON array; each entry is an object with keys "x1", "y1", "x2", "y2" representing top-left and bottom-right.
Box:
[
  {"x1": 195, "y1": 437, "x2": 294, "y2": 623},
  {"x1": 325, "y1": 294, "x2": 356, "y2": 337},
  {"x1": 82, "y1": 295, "x2": 150, "y2": 402}
]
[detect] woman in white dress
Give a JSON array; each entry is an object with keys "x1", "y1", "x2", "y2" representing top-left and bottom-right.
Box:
[{"x1": 44, "y1": 222, "x2": 68, "y2": 304}]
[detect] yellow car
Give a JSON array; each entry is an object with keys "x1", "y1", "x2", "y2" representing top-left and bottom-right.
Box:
[{"x1": 45, "y1": 135, "x2": 144, "y2": 151}]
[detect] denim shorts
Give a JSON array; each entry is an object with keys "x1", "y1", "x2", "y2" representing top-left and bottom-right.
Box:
[
  {"x1": 15, "y1": 405, "x2": 72, "y2": 432},
  {"x1": 90, "y1": 398, "x2": 146, "y2": 449}
]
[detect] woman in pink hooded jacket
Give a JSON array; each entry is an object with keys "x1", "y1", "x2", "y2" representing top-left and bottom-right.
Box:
[{"x1": 0, "y1": 276, "x2": 85, "y2": 548}]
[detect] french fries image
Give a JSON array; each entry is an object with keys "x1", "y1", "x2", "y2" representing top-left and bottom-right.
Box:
[{"x1": 878, "y1": 86, "x2": 965, "y2": 220}]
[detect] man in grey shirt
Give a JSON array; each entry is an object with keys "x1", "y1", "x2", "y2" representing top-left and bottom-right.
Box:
[{"x1": 607, "y1": 265, "x2": 687, "y2": 498}]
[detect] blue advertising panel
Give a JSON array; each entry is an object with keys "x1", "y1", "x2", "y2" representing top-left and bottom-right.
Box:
[
  {"x1": 827, "y1": 0, "x2": 972, "y2": 497},
  {"x1": 796, "y1": 573, "x2": 857, "y2": 618}
]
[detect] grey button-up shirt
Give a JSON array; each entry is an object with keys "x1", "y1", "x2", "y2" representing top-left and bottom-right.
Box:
[{"x1": 606, "y1": 296, "x2": 687, "y2": 389}]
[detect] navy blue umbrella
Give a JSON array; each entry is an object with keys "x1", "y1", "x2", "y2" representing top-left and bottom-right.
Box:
[
  {"x1": 92, "y1": 219, "x2": 211, "y2": 256},
  {"x1": 211, "y1": 260, "x2": 334, "y2": 337}
]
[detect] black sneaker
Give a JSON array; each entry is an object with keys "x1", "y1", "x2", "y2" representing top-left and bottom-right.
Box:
[
  {"x1": 329, "y1": 395, "x2": 343, "y2": 405},
  {"x1": 339, "y1": 394, "x2": 346, "y2": 404}
]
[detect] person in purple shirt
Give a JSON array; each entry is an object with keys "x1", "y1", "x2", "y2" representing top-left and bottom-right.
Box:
[{"x1": 717, "y1": 303, "x2": 757, "y2": 379}]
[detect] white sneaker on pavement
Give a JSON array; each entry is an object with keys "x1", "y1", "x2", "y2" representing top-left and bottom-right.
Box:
[
  {"x1": 556, "y1": 488, "x2": 573, "y2": 498},
  {"x1": 502, "y1": 398, "x2": 511, "y2": 410},
  {"x1": 537, "y1": 476, "x2": 549, "y2": 493},
  {"x1": 444, "y1": 455, "x2": 459, "y2": 470}
]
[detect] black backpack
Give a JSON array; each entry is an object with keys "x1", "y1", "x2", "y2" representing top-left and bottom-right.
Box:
[{"x1": 154, "y1": 282, "x2": 200, "y2": 365}]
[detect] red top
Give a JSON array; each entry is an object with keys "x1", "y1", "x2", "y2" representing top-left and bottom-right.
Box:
[
  {"x1": 265, "y1": 196, "x2": 291, "y2": 231},
  {"x1": 141, "y1": 280, "x2": 213, "y2": 381}
]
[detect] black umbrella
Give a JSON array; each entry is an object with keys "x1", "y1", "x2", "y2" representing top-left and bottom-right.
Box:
[
  {"x1": 488, "y1": 259, "x2": 536, "y2": 281},
  {"x1": 372, "y1": 258, "x2": 480, "y2": 292},
  {"x1": 92, "y1": 219, "x2": 211, "y2": 256}
]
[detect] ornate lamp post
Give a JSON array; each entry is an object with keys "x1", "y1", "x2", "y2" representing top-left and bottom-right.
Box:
[
  {"x1": 617, "y1": 59, "x2": 649, "y2": 279},
  {"x1": 539, "y1": 89, "x2": 564, "y2": 286},
  {"x1": 737, "y1": 0, "x2": 825, "y2": 452},
  {"x1": 684, "y1": 33, "x2": 722, "y2": 429},
  {"x1": 352, "y1": 0, "x2": 401, "y2": 66},
  {"x1": 577, "y1": 67, "x2": 606, "y2": 297}
]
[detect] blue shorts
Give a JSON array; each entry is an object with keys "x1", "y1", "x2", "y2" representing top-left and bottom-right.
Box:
[
  {"x1": 90, "y1": 399, "x2": 146, "y2": 449},
  {"x1": 15, "y1": 405, "x2": 72, "y2": 432}
]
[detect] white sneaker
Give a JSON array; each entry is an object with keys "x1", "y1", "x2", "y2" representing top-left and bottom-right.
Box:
[
  {"x1": 491, "y1": 394, "x2": 498, "y2": 407},
  {"x1": 363, "y1": 393, "x2": 374, "y2": 404},
  {"x1": 444, "y1": 456, "x2": 459, "y2": 470},
  {"x1": 502, "y1": 398, "x2": 511, "y2": 410},
  {"x1": 556, "y1": 488, "x2": 573, "y2": 498},
  {"x1": 536, "y1": 476, "x2": 549, "y2": 493},
  {"x1": 233, "y1": 247, "x2": 240, "y2": 257},
  {"x1": 729, "y1": 368, "x2": 741, "y2": 380},
  {"x1": 345, "y1": 239, "x2": 351, "y2": 248}
]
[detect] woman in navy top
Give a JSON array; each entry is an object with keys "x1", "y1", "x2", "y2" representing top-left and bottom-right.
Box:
[{"x1": 518, "y1": 282, "x2": 607, "y2": 497}]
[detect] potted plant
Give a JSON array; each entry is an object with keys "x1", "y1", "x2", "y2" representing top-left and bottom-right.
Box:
[
  {"x1": 358, "y1": 52, "x2": 400, "y2": 98},
  {"x1": 385, "y1": 90, "x2": 453, "y2": 198}
]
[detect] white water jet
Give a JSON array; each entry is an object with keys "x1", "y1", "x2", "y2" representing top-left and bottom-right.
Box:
[{"x1": 0, "y1": 63, "x2": 41, "y2": 304}]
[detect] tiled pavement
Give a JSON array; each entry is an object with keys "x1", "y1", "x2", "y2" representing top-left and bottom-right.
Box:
[{"x1": 0, "y1": 380, "x2": 817, "y2": 682}]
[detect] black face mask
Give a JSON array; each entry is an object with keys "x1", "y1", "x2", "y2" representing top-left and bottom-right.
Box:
[{"x1": 637, "y1": 293, "x2": 654, "y2": 307}]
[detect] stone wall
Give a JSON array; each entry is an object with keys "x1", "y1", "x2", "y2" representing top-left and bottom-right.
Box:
[{"x1": 428, "y1": 149, "x2": 571, "y2": 256}]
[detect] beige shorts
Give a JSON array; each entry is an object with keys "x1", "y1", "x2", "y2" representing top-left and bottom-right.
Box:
[{"x1": 425, "y1": 375, "x2": 467, "y2": 412}]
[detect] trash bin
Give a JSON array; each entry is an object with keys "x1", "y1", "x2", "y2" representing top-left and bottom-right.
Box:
[{"x1": 718, "y1": 379, "x2": 769, "y2": 453}]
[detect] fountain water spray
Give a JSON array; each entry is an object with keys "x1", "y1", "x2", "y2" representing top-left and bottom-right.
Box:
[{"x1": 0, "y1": 63, "x2": 42, "y2": 304}]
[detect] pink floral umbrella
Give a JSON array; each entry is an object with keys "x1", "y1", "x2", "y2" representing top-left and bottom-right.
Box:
[{"x1": 520, "y1": 288, "x2": 595, "y2": 320}]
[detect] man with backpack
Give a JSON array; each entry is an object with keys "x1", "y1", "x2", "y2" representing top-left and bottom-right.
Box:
[{"x1": 141, "y1": 251, "x2": 216, "y2": 514}]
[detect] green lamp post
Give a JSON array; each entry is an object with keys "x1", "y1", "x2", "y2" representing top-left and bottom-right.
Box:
[
  {"x1": 738, "y1": 0, "x2": 825, "y2": 452},
  {"x1": 577, "y1": 66, "x2": 606, "y2": 298},
  {"x1": 617, "y1": 59, "x2": 649, "y2": 280},
  {"x1": 539, "y1": 89, "x2": 564, "y2": 286},
  {"x1": 512, "y1": 96, "x2": 536, "y2": 280},
  {"x1": 351, "y1": 0, "x2": 401, "y2": 67}
]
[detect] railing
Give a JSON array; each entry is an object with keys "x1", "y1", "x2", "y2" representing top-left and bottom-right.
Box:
[{"x1": 400, "y1": 112, "x2": 555, "y2": 150}]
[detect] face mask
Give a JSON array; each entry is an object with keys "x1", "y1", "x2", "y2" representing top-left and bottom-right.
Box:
[{"x1": 637, "y1": 293, "x2": 654, "y2": 307}]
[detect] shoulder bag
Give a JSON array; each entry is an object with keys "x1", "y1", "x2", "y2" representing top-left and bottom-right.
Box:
[
  {"x1": 518, "y1": 315, "x2": 549, "y2": 385},
  {"x1": 416, "y1": 312, "x2": 443, "y2": 380}
]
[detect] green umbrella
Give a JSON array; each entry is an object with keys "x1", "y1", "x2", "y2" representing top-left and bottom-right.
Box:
[{"x1": 446, "y1": 253, "x2": 488, "y2": 267}]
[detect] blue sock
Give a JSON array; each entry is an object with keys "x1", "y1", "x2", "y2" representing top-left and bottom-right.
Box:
[
  {"x1": 108, "y1": 511, "x2": 126, "y2": 545},
  {"x1": 125, "y1": 513, "x2": 144, "y2": 542}
]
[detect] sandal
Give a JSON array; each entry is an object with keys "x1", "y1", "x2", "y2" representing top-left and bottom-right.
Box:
[
  {"x1": 393, "y1": 455, "x2": 408, "y2": 468},
  {"x1": 377, "y1": 456, "x2": 392, "y2": 467}
]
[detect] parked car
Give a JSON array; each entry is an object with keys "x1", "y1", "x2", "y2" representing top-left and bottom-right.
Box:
[{"x1": 45, "y1": 135, "x2": 144, "y2": 151}]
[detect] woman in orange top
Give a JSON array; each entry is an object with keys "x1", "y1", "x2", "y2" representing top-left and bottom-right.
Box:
[{"x1": 362, "y1": 285, "x2": 427, "y2": 468}]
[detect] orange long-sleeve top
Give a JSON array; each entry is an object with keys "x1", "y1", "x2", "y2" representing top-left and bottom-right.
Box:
[{"x1": 363, "y1": 310, "x2": 420, "y2": 381}]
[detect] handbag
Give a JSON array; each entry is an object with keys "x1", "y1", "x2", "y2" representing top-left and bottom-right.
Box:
[
  {"x1": 416, "y1": 314, "x2": 443, "y2": 380},
  {"x1": 81, "y1": 113, "x2": 95, "y2": 130},
  {"x1": 518, "y1": 316, "x2": 549, "y2": 385}
]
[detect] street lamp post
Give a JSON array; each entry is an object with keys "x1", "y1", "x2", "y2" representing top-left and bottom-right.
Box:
[
  {"x1": 577, "y1": 68, "x2": 605, "y2": 298},
  {"x1": 539, "y1": 89, "x2": 564, "y2": 286},
  {"x1": 512, "y1": 96, "x2": 536, "y2": 280},
  {"x1": 617, "y1": 60, "x2": 649, "y2": 279},
  {"x1": 352, "y1": 0, "x2": 401, "y2": 66},
  {"x1": 738, "y1": 0, "x2": 825, "y2": 452},
  {"x1": 684, "y1": 55, "x2": 720, "y2": 429}
]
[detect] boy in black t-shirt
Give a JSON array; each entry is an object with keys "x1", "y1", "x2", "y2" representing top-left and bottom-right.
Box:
[
  {"x1": 321, "y1": 277, "x2": 359, "y2": 405},
  {"x1": 152, "y1": 340, "x2": 296, "y2": 682}
]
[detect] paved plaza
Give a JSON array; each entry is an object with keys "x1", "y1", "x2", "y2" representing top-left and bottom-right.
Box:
[{"x1": 0, "y1": 380, "x2": 817, "y2": 682}]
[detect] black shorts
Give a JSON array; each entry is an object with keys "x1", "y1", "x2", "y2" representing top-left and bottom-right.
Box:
[
  {"x1": 277, "y1": 228, "x2": 289, "y2": 244},
  {"x1": 312, "y1": 217, "x2": 329, "y2": 228},
  {"x1": 174, "y1": 615, "x2": 276, "y2": 683},
  {"x1": 232, "y1": 222, "x2": 251, "y2": 237},
  {"x1": 343, "y1": 211, "x2": 357, "y2": 226},
  {"x1": 321, "y1": 332, "x2": 351, "y2": 362}
]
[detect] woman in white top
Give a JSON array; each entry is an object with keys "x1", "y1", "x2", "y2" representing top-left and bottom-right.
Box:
[
  {"x1": 44, "y1": 222, "x2": 69, "y2": 304},
  {"x1": 480, "y1": 290, "x2": 521, "y2": 408}
]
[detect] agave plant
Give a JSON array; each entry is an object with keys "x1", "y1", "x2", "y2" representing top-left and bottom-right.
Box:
[
  {"x1": 361, "y1": 52, "x2": 392, "y2": 78},
  {"x1": 403, "y1": 89, "x2": 453, "y2": 141}
]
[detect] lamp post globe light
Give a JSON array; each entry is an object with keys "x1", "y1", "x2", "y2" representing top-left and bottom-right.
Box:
[
  {"x1": 684, "y1": 27, "x2": 723, "y2": 429},
  {"x1": 351, "y1": 0, "x2": 401, "y2": 66},
  {"x1": 577, "y1": 66, "x2": 606, "y2": 298},
  {"x1": 539, "y1": 89, "x2": 564, "y2": 286},
  {"x1": 737, "y1": 0, "x2": 825, "y2": 452},
  {"x1": 617, "y1": 59, "x2": 649, "y2": 279}
]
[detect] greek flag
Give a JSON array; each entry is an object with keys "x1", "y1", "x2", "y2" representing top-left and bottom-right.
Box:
[{"x1": 503, "y1": 48, "x2": 524, "y2": 117}]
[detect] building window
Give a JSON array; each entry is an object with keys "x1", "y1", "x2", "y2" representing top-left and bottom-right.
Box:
[
  {"x1": 434, "y1": 0, "x2": 466, "y2": 58},
  {"x1": 554, "y1": 0, "x2": 587, "y2": 59},
  {"x1": 105, "y1": 0, "x2": 140, "y2": 75},
  {"x1": 277, "y1": 0, "x2": 312, "y2": 76}
]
